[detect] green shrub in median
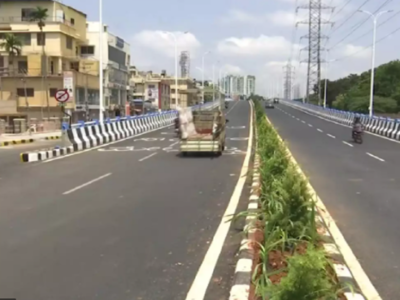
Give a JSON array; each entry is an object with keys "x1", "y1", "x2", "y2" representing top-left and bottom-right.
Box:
[{"x1": 249, "y1": 99, "x2": 339, "y2": 299}]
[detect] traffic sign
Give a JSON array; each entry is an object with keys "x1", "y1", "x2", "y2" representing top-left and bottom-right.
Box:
[{"x1": 55, "y1": 89, "x2": 69, "y2": 103}]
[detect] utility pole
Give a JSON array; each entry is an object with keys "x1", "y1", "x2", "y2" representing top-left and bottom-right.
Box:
[{"x1": 297, "y1": 0, "x2": 334, "y2": 105}]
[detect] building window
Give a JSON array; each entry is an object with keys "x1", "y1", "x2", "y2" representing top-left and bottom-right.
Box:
[
  {"x1": 49, "y1": 88, "x2": 58, "y2": 97},
  {"x1": 70, "y1": 18, "x2": 75, "y2": 25},
  {"x1": 66, "y1": 36, "x2": 72, "y2": 49},
  {"x1": 37, "y1": 32, "x2": 45, "y2": 46},
  {"x1": 15, "y1": 33, "x2": 31, "y2": 45},
  {"x1": 81, "y1": 46, "x2": 95, "y2": 54},
  {"x1": 17, "y1": 88, "x2": 34, "y2": 97},
  {"x1": 18, "y1": 61, "x2": 27, "y2": 73},
  {"x1": 21, "y1": 8, "x2": 35, "y2": 21}
]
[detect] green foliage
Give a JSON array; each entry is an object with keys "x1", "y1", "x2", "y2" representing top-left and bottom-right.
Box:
[
  {"x1": 267, "y1": 246, "x2": 336, "y2": 300},
  {"x1": 0, "y1": 33, "x2": 22, "y2": 56},
  {"x1": 322, "y1": 60, "x2": 400, "y2": 113},
  {"x1": 242, "y1": 98, "x2": 341, "y2": 299},
  {"x1": 30, "y1": 6, "x2": 48, "y2": 29}
]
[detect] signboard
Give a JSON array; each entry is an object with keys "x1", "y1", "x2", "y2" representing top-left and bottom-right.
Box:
[
  {"x1": 55, "y1": 89, "x2": 69, "y2": 102},
  {"x1": 63, "y1": 71, "x2": 74, "y2": 98},
  {"x1": 116, "y1": 37, "x2": 124, "y2": 48},
  {"x1": 146, "y1": 84, "x2": 159, "y2": 107}
]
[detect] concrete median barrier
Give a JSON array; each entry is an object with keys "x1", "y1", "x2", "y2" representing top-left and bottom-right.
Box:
[
  {"x1": 20, "y1": 101, "x2": 220, "y2": 162},
  {"x1": 281, "y1": 100, "x2": 400, "y2": 141}
]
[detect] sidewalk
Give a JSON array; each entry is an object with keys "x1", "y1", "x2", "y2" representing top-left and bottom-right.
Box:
[{"x1": 0, "y1": 131, "x2": 61, "y2": 146}]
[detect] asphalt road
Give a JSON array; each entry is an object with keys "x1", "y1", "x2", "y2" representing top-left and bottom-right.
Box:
[
  {"x1": 0, "y1": 101, "x2": 250, "y2": 300},
  {"x1": 265, "y1": 103, "x2": 400, "y2": 299},
  {"x1": 0, "y1": 138, "x2": 69, "y2": 175}
]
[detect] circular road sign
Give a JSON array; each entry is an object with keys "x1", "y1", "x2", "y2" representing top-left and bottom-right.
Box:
[{"x1": 55, "y1": 89, "x2": 70, "y2": 103}]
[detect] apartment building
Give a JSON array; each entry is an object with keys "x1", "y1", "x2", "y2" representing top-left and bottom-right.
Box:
[
  {"x1": 222, "y1": 74, "x2": 256, "y2": 97},
  {"x1": 85, "y1": 22, "x2": 132, "y2": 117},
  {"x1": 167, "y1": 77, "x2": 199, "y2": 108},
  {"x1": 0, "y1": 0, "x2": 99, "y2": 122},
  {"x1": 131, "y1": 70, "x2": 171, "y2": 111},
  {"x1": 244, "y1": 75, "x2": 256, "y2": 96}
]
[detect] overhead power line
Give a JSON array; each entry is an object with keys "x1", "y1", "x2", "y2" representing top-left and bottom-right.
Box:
[
  {"x1": 333, "y1": 24, "x2": 400, "y2": 61},
  {"x1": 328, "y1": 0, "x2": 371, "y2": 37},
  {"x1": 347, "y1": 10, "x2": 400, "y2": 45},
  {"x1": 329, "y1": 0, "x2": 393, "y2": 50}
]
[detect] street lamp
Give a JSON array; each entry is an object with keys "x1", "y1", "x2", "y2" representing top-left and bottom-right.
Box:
[
  {"x1": 358, "y1": 9, "x2": 393, "y2": 117},
  {"x1": 99, "y1": 0, "x2": 104, "y2": 122},
  {"x1": 201, "y1": 51, "x2": 210, "y2": 103},
  {"x1": 164, "y1": 31, "x2": 188, "y2": 109}
]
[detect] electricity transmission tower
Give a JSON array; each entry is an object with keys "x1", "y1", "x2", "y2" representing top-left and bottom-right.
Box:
[
  {"x1": 297, "y1": 0, "x2": 334, "y2": 105},
  {"x1": 283, "y1": 63, "x2": 295, "y2": 100}
]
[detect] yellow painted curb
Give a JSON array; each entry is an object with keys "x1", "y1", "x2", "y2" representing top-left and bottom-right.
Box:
[{"x1": 0, "y1": 139, "x2": 35, "y2": 147}]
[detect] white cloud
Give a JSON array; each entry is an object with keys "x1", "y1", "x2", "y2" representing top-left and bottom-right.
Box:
[
  {"x1": 221, "y1": 64, "x2": 242, "y2": 74},
  {"x1": 267, "y1": 11, "x2": 297, "y2": 27},
  {"x1": 220, "y1": 10, "x2": 261, "y2": 24},
  {"x1": 132, "y1": 30, "x2": 201, "y2": 58},
  {"x1": 217, "y1": 35, "x2": 299, "y2": 58}
]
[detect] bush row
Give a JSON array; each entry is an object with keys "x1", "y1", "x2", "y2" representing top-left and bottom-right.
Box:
[{"x1": 250, "y1": 99, "x2": 343, "y2": 300}]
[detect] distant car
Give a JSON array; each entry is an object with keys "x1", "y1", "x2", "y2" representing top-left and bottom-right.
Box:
[
  {"x1": 265, "y1": 101, "x2": 274, "y2": 109},
  {"x1": 273, "y1": 98, "x2": 279, "y2": 104}
]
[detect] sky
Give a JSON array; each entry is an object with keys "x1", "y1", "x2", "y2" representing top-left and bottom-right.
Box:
[{"x1": 65, "y1": 0, "x2": 400, "y2": 96}]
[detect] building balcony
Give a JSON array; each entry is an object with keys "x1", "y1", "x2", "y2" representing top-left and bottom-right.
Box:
[{"x1": 0, "y1": 16, "x2": 84, "y2": 41}]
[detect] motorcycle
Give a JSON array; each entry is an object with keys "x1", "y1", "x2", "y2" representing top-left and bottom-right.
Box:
[
  {"x1": 352, "y1": 130, "x2": 363, "y2": 144},
  {"x1": 174, "y1": 117, "x2": 181, "y2": 137}
]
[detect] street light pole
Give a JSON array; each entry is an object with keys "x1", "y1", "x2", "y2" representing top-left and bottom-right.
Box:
[
  {"x1": 201, "y1": 51, "x2": 210, "y2": 103},
  {"x1": 99, "y1": 0, "x2": 104, "y2": 122},
  {"x1": 358, "y1": 9, "x2": 393, "y2": 117},
  {"x1": 164, "y1": 31, "x2": 188, "y2": 109}
]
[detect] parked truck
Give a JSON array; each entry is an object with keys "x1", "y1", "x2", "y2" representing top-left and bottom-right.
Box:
[{"x1": 179, "y1": 108, "x2": 227, "y2": 156}]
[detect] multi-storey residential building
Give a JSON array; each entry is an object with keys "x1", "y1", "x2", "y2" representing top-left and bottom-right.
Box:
[
  {"x1": 85, "y1": 21, "x2": 131, "y2": 117},
  {"x1": 0, "y1": 0, "x2": 99, "y2": 122},
  {"x1": 130, "y1": 70, "x2": 171, "y2": 111},
  {"x1": 244, "y1": 75, "x2": 256, "y2": 96}
]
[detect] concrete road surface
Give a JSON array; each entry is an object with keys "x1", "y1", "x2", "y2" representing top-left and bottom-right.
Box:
[
  {"x1": 266, "y1": 103, "x2": 400, "y2": 300},
  {"x1": 0, "y1": 101, "x2": 250, "y2": 300}
]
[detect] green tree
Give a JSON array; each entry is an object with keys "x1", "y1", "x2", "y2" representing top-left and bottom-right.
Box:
[
  {"x1": 30, "y1": 6, "x2": 49, "y2": 118},
  {"x1": 0, "y1": 33, "x2": 22, "y2": 75}
]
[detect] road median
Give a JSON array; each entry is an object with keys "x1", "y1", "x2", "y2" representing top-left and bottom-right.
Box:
[{"x1": 229, "y1": 100, "x2": 368, "y2": 300}]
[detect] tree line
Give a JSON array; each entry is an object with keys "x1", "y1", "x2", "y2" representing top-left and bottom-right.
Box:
[{"x1": 315, "y1": 60, "x2": 400, "y2": 115}]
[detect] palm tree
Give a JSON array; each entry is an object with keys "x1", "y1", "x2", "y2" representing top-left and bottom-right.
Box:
[
  {"x1": 30, "y1": 6, "x2": 49, "y2": 118},
  {"x1": 0, "y1": 33, "x2": 22, "y2": 75}
]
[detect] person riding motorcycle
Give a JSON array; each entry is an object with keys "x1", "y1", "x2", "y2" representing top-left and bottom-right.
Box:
[{"x1": 352, "y1": 116, "x2": 363, "y2": 136}]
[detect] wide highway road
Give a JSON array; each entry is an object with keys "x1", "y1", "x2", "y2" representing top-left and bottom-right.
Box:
[
  {"x1": 265, "y1": 103, "x2": 400, "y2": 299},
  {"x1": 0, "y1": 100, "x2": 250, "y2": 300}
]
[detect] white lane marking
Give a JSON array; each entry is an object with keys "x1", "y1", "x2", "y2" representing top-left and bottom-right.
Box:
[
  {"x1": 284, "y1": 104, "x2": 400, "y2": 146},
  {"x1": 42, "y1": 125, "x2": 174, "y2": 163},
  {"x1": 226, "y1": 99, "x2": 240, "y2": 114},
  {"x1": 301, "y1": 120, "x2": 306, "y2": 124},
  {"x1": 185, "y1": 101, "x2": 253, "y2": 300},
  {"x1": 168, "y1": 141, "x2": 179, "y2": 147},
  {"x1": 139, "y1": 152, "x2": 157, "y2": 161},
  {"x1": 366, "y1": 152, "x2": 385, "y2": 162},
  {"x1": 308, "y1": 124, "x2": 313, "y2": 127},
  {"x1": 342, "y1": 141, "x2": 353, "y2": 147},
  {"x1": 63, "y1": 173, "x2": 111, "y2": 195},
  {"x1": 296, "y1": 118, "x2": 300, "y2": 121},
  {"x1": 317, "y1": 128, "x2": 323, "y2": 132},
  {"x1": 327, "y1": 134, "x2": 336, "y2": 139}
]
